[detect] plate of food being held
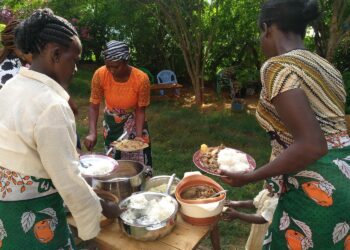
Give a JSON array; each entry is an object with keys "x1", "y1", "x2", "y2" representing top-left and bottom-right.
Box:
[{"x1": 193, "y1": 144, "x2": 256, "y2": 177}]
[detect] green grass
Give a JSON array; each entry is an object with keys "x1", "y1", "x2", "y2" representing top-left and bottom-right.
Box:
[{"x1": 70, "y1": 68, "x2": 271, "y2": 250}]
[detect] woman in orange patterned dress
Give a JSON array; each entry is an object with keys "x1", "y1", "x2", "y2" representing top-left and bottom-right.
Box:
[
  {"x1": 219, "y1": 1, "x2": 350, "y2": 249},
  {"x1": 84, "y1": 40, "x2": 152, "y2": 167}
]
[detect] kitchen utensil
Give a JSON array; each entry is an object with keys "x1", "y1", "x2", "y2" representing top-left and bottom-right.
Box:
[
  {"x1": 208, "y1": 190, "x2": 228, "y2": 198},
  {"x1": 92, "y1": 160, "x2": 152, "y2": 200},
  {"x1": 105, "y1": 147, "x2": 114, "y2": 156},
  {"x1": 117, "y1": 131, "x2": 128, "y2": 141},
  {"x1": 118, "y1": 192, "x2": 178, "y2": 241},
  {"x1": 165, "y1": 174, "x2": 176, "y2": 195}
]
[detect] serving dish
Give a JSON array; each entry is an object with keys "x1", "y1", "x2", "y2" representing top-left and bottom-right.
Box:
[
  {"x1": 144, "y1": 175, "x2": 181, "y2": 196},
  {"x1": 193, "y1": 146, "x2": 256, "y2": 176},
  {"x1": 175, "y1": 174, "x2": 226, "y2": 226},
  {"x1": 111, "y1": 139, "x2": 149, "y2": 152},
  {"x1": 118, "y1": 192, "x2": 178, "y2": 241}
]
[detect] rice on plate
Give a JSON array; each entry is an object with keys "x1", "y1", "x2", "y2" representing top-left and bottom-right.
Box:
[{"x1": 217, "y1": 148, "x2": 250, "y2": 172}]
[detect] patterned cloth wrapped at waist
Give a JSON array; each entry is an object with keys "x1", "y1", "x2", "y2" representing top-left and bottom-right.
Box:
[
  {"x1": 325, "y1": 131, "x2": 350, "y2": 149},
  {"x1": 0, "y1": 167, "x2": 57, "y2": 201},
  {"x1": 270, "y1": 131, "x2": 350, "y2": 159}
]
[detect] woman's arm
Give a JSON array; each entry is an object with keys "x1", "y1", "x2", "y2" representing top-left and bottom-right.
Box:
[
  {"x1": 222, "y1": 208, "x2": 267, "y2": 224},
  {"x1": 34, "y1": 103, "x2": 103, "y2": 241},
  {"x1": 84, "y1": 103, "x2": 100, "y2": 151},
  {"x1": 224, "y1": 200, "x2": 254, "y2": 208},
  {"x1": 220, "y1": 89, "x2": 328, "y2": 186},
  {"x1": 135, "y1": 106, "x2": 146, "y2": 138}
]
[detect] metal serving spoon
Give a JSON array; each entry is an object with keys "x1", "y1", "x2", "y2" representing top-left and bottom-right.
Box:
[
  {"x1": 165, "y1": 174, "x2": 176, "y2": 195},
  {"x1": 209, "y1": 189, "x2": 228, "y2": 198}
]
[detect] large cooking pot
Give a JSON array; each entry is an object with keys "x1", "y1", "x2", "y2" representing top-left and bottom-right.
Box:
[
  {"x1": 92, "y1": 160, "x2": 152, "y2": 200},
  {"x1": 118, "y1": 192, "x2": 178, "y2": 241}
]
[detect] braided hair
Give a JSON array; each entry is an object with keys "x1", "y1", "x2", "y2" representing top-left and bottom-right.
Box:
[
  {"x1": 15, "y1": 8, "x2": 78, "y2": 55},
  {"x1": 259, "y1": 0, "x2": 320, "y2": 38},
  {"x1": 0, "y1": 19, "x2": 20, "y2": 63}
]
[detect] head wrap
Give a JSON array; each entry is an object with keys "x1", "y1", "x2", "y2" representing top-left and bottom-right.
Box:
[{"x1": 103, "y1": 40, "x2": 130, "y2": 62}]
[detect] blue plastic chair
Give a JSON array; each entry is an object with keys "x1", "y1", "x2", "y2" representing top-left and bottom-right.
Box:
[{"x1": 156, "y1": 70, "x2": 180, "y2": 96}]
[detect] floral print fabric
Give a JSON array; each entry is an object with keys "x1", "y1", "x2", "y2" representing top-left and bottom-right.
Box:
[
  {"x1": 0, "y1": 167, "x2": 57, "y2": 201},
  {"x1": 0, "y1": 167, "x2": 75, "y2": 249},
  {"x1": 263, "y1": 138, "x2": 350, "y2": 250}
]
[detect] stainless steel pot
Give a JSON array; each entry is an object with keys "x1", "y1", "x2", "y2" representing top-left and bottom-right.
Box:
[
  {"x1": 118, "y1": 192, "x2": 178, "y2": 241},
  {"x1": 92, "y1": 160, "x2": 152, "y2": 201},
  {"x1": 144, "y1": 175, "x2": 181, "y2": 196}
]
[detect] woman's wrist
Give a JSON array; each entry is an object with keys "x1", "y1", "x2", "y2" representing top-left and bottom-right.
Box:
[{"x1": 88, "y1": 130, "x2": 97, "y2": 136}]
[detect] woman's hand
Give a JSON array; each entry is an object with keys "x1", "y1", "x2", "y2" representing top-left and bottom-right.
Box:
[
  {"x1": 84, "y1": 133, "x2": 97, "y2": 151},
  {"x1": 100, "y1": 199, "x2": 123, "y2": 219},
  {"x1": 218, "y1": 169, "x2": 251, "y2": 187},
  {"x1": 224, "y1": 200, "x2": 241, "y2": 208},
  {"x1": 221, "y1": 207, "x2": 240, "y2": 221},
  {"x1": 134, "y1": 136, "x2": 149, "y2": 144}
]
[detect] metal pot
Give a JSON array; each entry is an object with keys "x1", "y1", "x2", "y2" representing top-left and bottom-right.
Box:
[
  {"x1": 92, "y1": 160, "x2": 152, "y2": 201},
  {"x1": 118, "y1": 192, "x2": 178, "y2": 241},
  {"x1": 144, "y1": 175, "x2": 181, "y2": 196}
]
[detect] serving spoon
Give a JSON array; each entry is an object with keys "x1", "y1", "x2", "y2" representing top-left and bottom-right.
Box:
[
  {"x1": 165, "y1": 174, "x2": 176, "y2": 195},
  {"x1": 209, "y1": 189, "x2": 228, "y2": 198}
]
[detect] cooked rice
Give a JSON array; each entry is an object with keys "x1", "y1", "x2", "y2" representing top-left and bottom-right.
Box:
[
  {"x1": 217, "y1": 148, "x2": 250, "y2": 172},
  {"x1": 121, "y1": 194, "x2": 175, "y2": 225}
]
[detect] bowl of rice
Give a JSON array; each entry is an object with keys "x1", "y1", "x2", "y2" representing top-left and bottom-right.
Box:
[
  {"x1": 79, "y1": 154, "x2": 117, "y2": 185},
  {"x1": 118, "y1": 192, "x2": 178, "y2": 241}
]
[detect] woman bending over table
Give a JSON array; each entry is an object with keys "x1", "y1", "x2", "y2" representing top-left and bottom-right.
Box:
[{"x1": 84, "y1": 40, "x2": 152, "y2": 167}]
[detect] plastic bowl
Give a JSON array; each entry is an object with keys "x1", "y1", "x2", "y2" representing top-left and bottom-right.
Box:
[{"x1": 175, "y1": 174, "x2": 226, "y2": 226}]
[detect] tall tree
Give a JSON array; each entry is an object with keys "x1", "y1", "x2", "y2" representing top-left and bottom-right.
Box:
[
  {"x1": 140, "y1": 0, "x2": 222, "y2": 106},
  {"x1": 313, "y1": 0, "x2": 350, "y2": 61}
]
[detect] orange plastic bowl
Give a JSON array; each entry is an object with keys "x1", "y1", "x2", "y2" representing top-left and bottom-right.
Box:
[{"x1": 175, "y1": 175, "x2": 226, "y2": 226}]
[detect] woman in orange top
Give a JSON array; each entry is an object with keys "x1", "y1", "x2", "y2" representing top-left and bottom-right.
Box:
[{"x1": 84, "y1": 41, "x2": 152, "y2": 166}]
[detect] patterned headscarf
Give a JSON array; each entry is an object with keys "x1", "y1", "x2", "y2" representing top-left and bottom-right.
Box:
[{"x1": 103, "y1": 40, "x2": 130, "y2": 62}]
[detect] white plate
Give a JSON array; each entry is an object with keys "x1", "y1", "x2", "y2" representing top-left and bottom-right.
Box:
[{"x1": 79, "y1": 154, "x2": 117, "y2": 177}]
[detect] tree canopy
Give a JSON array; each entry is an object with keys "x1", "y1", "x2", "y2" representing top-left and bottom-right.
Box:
[{"x1": 1, "y1": 0, "x2": 349, "y2": 105}]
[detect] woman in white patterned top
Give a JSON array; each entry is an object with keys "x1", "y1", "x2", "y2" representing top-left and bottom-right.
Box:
[{"x1": 0, "y1": 9, "x2": 121, "y2": 249}]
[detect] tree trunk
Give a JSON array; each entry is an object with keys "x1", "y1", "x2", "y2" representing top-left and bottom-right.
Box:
[
  {"x1": 193, "y1": 77, "x2": 203, "y2": 106},
  {"x1": 326, "y1": 4, "x2": 340, "y2": 62},
  {"x1": 326, "y1": 33, "x2": 339, "y2": 62}
]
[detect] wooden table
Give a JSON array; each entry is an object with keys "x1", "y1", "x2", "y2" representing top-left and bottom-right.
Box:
[
  {"x1": 150, "y1": 83, "x2": 183, "y2": 91},
  {"x1": 67, "y1": 215, "x2": 212, "y2": 250},
  {"x1": 150, "y1": 83, "x2": 183, "y2": 100}
]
